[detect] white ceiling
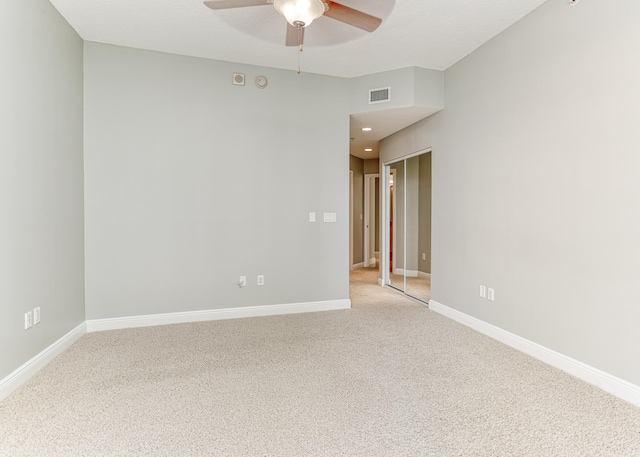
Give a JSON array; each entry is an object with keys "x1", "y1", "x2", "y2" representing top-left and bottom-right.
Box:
[{"x1": 48, "y1": 0, "x2": 549, "y2": 158}]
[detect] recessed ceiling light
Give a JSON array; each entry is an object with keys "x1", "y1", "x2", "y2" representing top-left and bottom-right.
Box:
[
  {"x1": 365, "y1": 148, "x2": 373, "y2": 152},
  {"x1": 361, "y1": 127, "x2": 372, "y2": 132}
]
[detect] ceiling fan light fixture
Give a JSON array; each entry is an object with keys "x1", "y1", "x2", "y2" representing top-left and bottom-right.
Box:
[{"x1": 273, "y1": 0, "x2": 325, "y2": 28}]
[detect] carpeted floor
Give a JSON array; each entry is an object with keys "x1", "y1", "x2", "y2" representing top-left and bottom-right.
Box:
[{"x1": 1, "y1": 269, "x2": 640, "y2": 456}]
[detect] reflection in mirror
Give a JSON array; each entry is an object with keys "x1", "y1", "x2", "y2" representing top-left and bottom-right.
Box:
[
  {"x1": 387, "y1": 160, "x2": 404, "y2": 292},
  {"x1": 404, "y1": 154, "x2": 431, "y2": 302},
  {"x1": 383, "y1": 153, "x2": 431, "y2": 303}
]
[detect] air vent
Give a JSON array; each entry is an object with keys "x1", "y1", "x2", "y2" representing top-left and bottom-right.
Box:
[
  {"x1": 369, "y1": 87, "x2": 391, "y2": 104},
  {"x1": 233, "y1": 73, "x2": 245, "y2": 86}
]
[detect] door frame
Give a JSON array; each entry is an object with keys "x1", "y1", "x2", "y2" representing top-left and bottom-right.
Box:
[
  {"x1": 381, "y1": 166, "x2": 395, "y2": 286},
  {"x1": 391, "y1": 167, "x2": 398, "y2": 278}
]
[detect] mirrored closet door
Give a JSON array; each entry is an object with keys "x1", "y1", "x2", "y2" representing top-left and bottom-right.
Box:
[{"x1": 383, "y1": 151, "x2": 431, "y2": 303}]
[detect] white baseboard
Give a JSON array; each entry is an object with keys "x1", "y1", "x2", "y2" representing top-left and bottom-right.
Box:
[
  {"x1": 86, "y1": 299, "x2": 352, "y2": 332},
  {"x1": 352, "y1": 262, "x2": 364, "y2": 270},
  {"x1": 429, "y1": 300, "x2": 640, "y2": 407},
  {"x1": 395, "y1": 268, "x2": 418, "y2": 278},
  {"x1": 0, "y1": 322, "x2": 86, "y2": 402},
  {"x1": 1, "y1": 300, "x2": 351, "y2": 401},
  {"x1": 418, "y1": 271, "x2": 431, "y2": 280}
]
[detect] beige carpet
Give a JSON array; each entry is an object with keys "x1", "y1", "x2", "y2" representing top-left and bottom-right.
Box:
[{"x1": 2, "y1": 270, "x2": 640, "y2": 456}]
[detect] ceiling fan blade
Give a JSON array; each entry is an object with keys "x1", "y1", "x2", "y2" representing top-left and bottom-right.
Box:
[
  {"x1": 203, "y1": 0, "x2": 271, "y2": 10},
  {"x1": 323, "y1": 1, "x2": 382, "y2": 32},
  {"x1": 285, "y1": 23, "x2": 304, "y2": 47}
]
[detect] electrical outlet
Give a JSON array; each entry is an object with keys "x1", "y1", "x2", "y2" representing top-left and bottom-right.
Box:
[
  {"x1": 25, "y1": 311, "x2": 33, "y2": 329},
  {"x1": 34, "y1": 307, "x2": 41, "y2": 325},
  {"x1": 238, "y1": 276, "x2": 246, "y2": 288},
  {"x1": 257, "y1": 275, "x2": 264, "y2": 286},
  {"x1": 479, "y1": 285, "x2": 486, "y2": 298},
  {"x1": 422, "y1": 253, "x2": 426, "y2": 261},
  {"x1": 488, "y1": 288, "x2": 495, "y2": 301}
]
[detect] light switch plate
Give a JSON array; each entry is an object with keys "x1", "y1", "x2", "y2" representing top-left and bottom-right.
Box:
[{"x1": 323, "y1": 212, "x2": 337, "y2": 223}]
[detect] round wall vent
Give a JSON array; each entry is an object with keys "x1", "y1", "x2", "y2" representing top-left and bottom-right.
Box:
[{"x1": 233, "y1": 73, "x2": 245, "y2": 86}]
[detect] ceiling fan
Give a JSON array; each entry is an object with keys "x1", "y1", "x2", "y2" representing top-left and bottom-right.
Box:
[{"x1": 203, "y1": 0, "x2": 383, "y2": 48}]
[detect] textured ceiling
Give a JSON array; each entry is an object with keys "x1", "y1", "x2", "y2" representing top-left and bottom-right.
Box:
[
  {"x1": 47, "y1": 0, "x2": 549, "y2": 158},
  {"x1": 48, "y1": 0, "x2": 548, "y2": 78}
]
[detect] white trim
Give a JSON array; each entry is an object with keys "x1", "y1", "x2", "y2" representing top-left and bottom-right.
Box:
[
  {"x1": 402, "y1": 160, "x2": 407, "y2": 291},
  {"x1": 86, "y1": 299, "x2": 352, "y2": 332},
  {"x1": 429, "y1": 300, "x2": 640, "y2": 407},
  {"x1": 381, "y1": 167, "x2": 390, "y2": 287},
  {"x1": 391, "y1": 167, "x2": 397, "y2": 286},
  {"x1": 368, "y1": 257, "x2": 377, "y2": 267},
  {"x1": 351, "y1": 262, "x2": 364, "y2": 271},
  {"x1": 0, "y1": 322, "x2": 86, "y2": 402},
  {"x1": 0, "y1": 301, "x2": 352, "y2": 400},
  {"x1": 364, "y1": 173, "x2": 370, "y2": 267},
  {"x1": 418, "y1": 271, "x2": 431, "y2": 280}
]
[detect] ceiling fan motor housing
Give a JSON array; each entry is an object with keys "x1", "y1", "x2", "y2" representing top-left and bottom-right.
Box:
[{"x1": 273, "y1": 0, "x2": 326, "y2": 27}]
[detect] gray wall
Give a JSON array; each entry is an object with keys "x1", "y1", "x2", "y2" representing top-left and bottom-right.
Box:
[
  {"x1": 84, "y1": 43, "x2": 350, "y2": 320},
  {"x1": 363, "y1": 159, "x2": 379, "y2": 175},
  {"x1": 0, "y1": 0, "x2": 85, "y2": 379},
  {"x1": 350, "y1": 155, "x2": 364, "y2": 265},
  {"x1": 381, "y1": 0, "x2": 640, "y2": 386}
]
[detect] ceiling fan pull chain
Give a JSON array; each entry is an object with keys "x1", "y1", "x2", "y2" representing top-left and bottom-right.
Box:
[{"x1": 297, "y1": 23, "x2": 303, "y2": 74}]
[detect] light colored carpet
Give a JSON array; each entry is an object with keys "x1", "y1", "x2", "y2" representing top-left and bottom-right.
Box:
[{"x1": 2, "y1": 269, "x2": 640, "y2": 456}]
